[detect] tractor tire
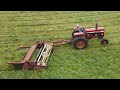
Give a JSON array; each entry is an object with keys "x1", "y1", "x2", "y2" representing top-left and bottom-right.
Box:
[
  {"x1": 101, "y1": 39, "x2": 108, "y2": 45},
  {"x1": 73, "y1": 37, "x2": 88, "y2": 49}
]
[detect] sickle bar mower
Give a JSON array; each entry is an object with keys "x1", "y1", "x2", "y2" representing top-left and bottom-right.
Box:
[{"x1": 7, "y1": 39, "x2": 72, "y2": 70}]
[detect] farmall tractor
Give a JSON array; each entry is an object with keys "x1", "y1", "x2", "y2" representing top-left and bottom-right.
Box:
[{"x1": 72, "y1": 23, "x2": 108, "y2": 49}]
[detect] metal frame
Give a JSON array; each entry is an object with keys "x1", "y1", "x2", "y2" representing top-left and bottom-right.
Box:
[{"x1": 7, "y1": 39, "x2": 72, "y2": 70}]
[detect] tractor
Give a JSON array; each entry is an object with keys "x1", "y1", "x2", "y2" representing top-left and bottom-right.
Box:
[{"x1": 72, "y1": 23, "x2": 108, "y2": 49}]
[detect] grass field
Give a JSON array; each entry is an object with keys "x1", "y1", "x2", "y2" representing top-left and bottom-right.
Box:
[{"x1": 0, "y1": 11, "x2": 120, "y2": 79}]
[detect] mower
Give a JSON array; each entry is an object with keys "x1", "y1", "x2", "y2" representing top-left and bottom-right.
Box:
[
  {"x1": 8, "y1": 40, "x2": 71, "y2": 70},
  {"x1": 72, "y1": 23, "x2": 108, "y2": 49}
]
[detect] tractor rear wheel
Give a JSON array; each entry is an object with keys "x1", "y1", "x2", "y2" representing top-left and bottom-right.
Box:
[
  {"x1": 101, "y1": 39, "x2": 108, "y2": 45},
  {"x1": 73, "y1": 37, "x2": 87, "y2": 49}
]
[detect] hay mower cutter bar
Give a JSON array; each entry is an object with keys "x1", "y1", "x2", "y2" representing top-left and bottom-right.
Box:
[{"x1": 7, "y1": 39, "x2": 72, "y2": 70}]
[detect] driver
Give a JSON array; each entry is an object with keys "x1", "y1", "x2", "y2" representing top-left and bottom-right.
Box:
[{"x1": 74, "y1": 24, "x2": 84, "y2": 33}]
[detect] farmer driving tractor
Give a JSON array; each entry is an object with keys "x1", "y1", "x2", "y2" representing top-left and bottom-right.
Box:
[{"x1": 73, "y1": 24, "x2": 85, "y2": 33}]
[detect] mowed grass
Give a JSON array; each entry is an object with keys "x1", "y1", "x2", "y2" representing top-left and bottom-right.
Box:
[{"x1": 0, "y1": 11, "x2": 120, "y2": 79}]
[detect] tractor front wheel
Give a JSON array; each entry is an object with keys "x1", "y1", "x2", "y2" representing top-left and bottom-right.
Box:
[
  {"x1": 101, "y1": 39, "x2": 108, "y2": 45},
  {"x1": 73, "y1": 37, "x2": 88, "y2": 49}
]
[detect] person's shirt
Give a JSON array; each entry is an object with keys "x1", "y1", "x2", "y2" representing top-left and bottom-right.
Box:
[{"x1": 74, "y1": 26, "x2": 81, "y2": 31}]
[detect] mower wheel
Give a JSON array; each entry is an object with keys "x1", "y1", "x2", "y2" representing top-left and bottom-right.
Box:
[
  {"x1": 73, "y1": 37, "x2": 88, "y2": 49},
  {"x1": 101, "y1": 39, "x2": 108, "y2": 45}
]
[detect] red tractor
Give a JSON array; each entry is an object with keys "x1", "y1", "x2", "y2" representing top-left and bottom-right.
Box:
[{"x1": 72, "y1": 23, "x2": 108, "y2": 49}]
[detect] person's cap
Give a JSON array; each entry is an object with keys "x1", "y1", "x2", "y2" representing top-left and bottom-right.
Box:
[{"x1": 76, "y1": 24, "x2": 79, "y2": 26}]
